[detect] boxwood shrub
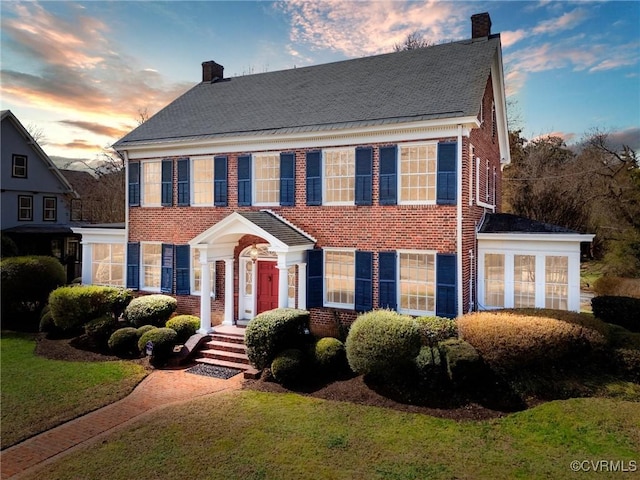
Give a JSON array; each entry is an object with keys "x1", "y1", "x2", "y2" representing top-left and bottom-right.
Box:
[
  {"x1": 438, "y1": 339, "x2": 482, "y2": 386},
  {"x1": 136, "y1": 325, "x2": 157, "y2": 337},
  {"x1": 166, "y1": 315, "x2": 200, "y2": 343},
  {"x1": 124, "y1": 294, "x2": 177, "y2": 327},
  {"x1": 271, "y1": 349, "x2": 306, "y2": 385},
  {"x1": 414, "y1": 346, "x2": 442, "y2": 380},
  {"x1": 84, "y1": 315, "x2": 119, "y2": 345},
  {"x1": 138, "y1": 327, "x2": 178, "y2": 363},
  {"x1": 108, "y1": 327, "x2": 140, "y2": 357},
  {"x1": 313, "y1": 337, "x2": 347, "y2": 373},
  {"x1": 345, "y1": 310, "x2": 421, "y2": 378},
  {"x1": 592, "y1": 296, "x2": 640, "y2": 332},
  {"x1": 245, "y1": 308, "x2": 310, "y2": 370},
  {"x1": 415, "y1": 315, "x2": 458, "y2": 347},
  {"x1": 49, "y1": 285, "x2": 133, "y2": 331}
]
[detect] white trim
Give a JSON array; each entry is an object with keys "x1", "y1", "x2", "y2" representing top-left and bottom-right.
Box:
[
  {"x1": 478, "y1": 233, "x2": 595, "y2": 243},
  {"x1": 456, "y1": 125, "x2": 463, "y2": 317},
  {"x1": 490, "y1": 46, "x2": 511, "y2": 165}
]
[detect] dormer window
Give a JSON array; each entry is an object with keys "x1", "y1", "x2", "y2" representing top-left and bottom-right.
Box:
[{"x1": 12, "y1": 155, "x2": 27, "y2": 178}]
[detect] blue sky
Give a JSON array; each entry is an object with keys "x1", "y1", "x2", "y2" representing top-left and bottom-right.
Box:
[{"x1": 1, "y1": 1, "x2": 638, "y2": 167}]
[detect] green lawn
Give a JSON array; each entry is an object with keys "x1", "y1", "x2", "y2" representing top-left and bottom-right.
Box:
[
  {"x1": 21, "y1": 390, "x2": 640, "y2": 480},
  {"x1": 0, "y1": 331, "x2": 147, "y2": 448}
]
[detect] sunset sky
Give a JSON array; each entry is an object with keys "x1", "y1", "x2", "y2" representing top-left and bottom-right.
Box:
[{"x1": 1, "y1": 1, "x2": 638, "y2": 169}]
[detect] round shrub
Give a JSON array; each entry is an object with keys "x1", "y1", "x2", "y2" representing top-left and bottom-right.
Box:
[
  {"x1": 271, "y1": 349, "x2": 306, "y2": 385},
  {"x1": 245, "y1": 308, "x2": 310, "y2": 370},
  {"x1": 166, "y1": 315, "x2": 200, "y2": 343},
  {"x1": 136, "y1": 325, "x2": 157, "y2": 337},
  {"x1": 137, "y1": 327, "x2": 178, "y2": 363},
  {"x1": 458, "y1": 311, "x2": 609, "y2": 374},
  {"x1": 84, "y1": 315, "x2": 118, "y2": 345},
  {"x1": 313, "y1": 337, "x2": 347, "y2": 373},
  {"x1": 437, "y1": 339, "x2": 482, "y2": 386},
  {"x1": 39, "y1": 309, "x2": 54, "y2": 333},
  {"x1": 124, "y1": 295, "x2": 178, "y2": 327},
  {"x1": 415, "y1": 316, "x2": 458, "y2": 347},
  {"x1": 613, "y1": 348, "x2": 640, "y2": 383},
  {"x1": 108, "y1": 327, "x2": 140, "y2": 357},
  {"x1": 345, "y1": 310, "x2": 421, "y2": 377}
]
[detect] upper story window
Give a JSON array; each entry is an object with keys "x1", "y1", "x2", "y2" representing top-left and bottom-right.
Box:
[
  {"x1": 43, "y1": 197, "x2": 57, "y2": 221},
  {"x1": 71, "y1": 199, "x2": 83, "y2": 221},
  {"x1": 399, "y1": 143, "x2": 437, "y2": 203},
  {"x1": 254, "y1": 153, "x2": 280, "y2": 205},
  {"x1": 141, "y1": 161, "x2": 162, "y2": 206},
  {"x1": 324, "y1": 149, "x2": 355, "y2": 205},
  {"x1": 192, "y1": 158, "x2": 214, "y2": 205},
  {"x1": 18, "y1": 195, "x2": 33, "y2": 221},
  {"x1": 12, "y1": 155, "x2": 27, "y2": 178}
]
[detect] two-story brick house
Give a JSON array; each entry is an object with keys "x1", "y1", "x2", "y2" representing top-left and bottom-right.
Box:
[{"x1": 87, "y1": 13, "x2": 591, "y2": 336}]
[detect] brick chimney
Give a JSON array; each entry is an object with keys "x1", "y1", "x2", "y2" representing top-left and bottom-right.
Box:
[
  {"x1": 202, "y1": 61, "x2": 224, "y2": 82},
  {"x1": 471, "y1": 12, "x2": 492, "y2": 38}
]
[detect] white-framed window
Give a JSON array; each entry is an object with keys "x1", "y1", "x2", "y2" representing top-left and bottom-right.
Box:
[
  {"x1": 12, "y1": 154, "x2": 27, "y2": 178},
  {"x1": 399, "y1": 143, "x2": 437, "y2": 204},
  {"x1": 18, "y1": 195, "x2": 33, "y2": 221},
  {"x1": 324, "y1": 249, "x2": 355, "y2": 308},
  {"x1": 192, "y1": 157, "x2": 214, "y2": 206},
  {"x1": 398, "y1": 251, "x2": 436, "y2": 315},
  {"x1": 254, "y1": 153, "x2": 280, "y2": 205},
  {"x1": 43, "y1": 196, "x2": 57, "y2": 221},
  {"x1": 141, "y1": 160, "x2": 162, "y2": 206},
  {"x1": 92, "y1": 243, "x2": 125, "y2": 287},
  {"x1": 324, "y1": 148, "x2": 355, "y2": 205},
  {"x1": 141, "y1": 242, "x2": 162, "y2": 291},
  {"x1": 288, "y1": 266, "x2": 296, "y2": 307},
  {"x1": 545, "y1": 256, "x2": 568, "y2": 309},
  {"x1": 484, "y1": 253, "x2": 505, "y2": 307},
  {"x1": 514, "y1": 255, "x2": 536, "y2": 308},
  {"x1": 191, "y1": 248, "x2": 215, "y2": 296}
]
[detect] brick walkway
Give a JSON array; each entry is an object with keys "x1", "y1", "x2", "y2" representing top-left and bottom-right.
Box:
[{"x1": 0, "y1": 368, "x2": 243, "y2": 479}]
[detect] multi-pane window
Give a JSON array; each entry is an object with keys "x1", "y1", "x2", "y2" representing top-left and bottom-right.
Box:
[
  {"x1": 92, "y1": 243, "x2": 124, "y2": 286},
  {"x1": 71, "y1": 199, "x2": 82, "y2": 221},
  {"x1": 325, "y1": 250, "x2": 355, "y2": 306},
  {"x1": 18, "y1": 195, "x2": 33, "y2": 221},
  {"x1": 484, "y1": 253, "x2": 504, "y2": 307},
  {"x1": 192, "y1": 248, "x2": 215, "y2": 296},
  {"x1": 12, "y1": 155, "x2": 27, "y2": 178},
  {"x1": 192, "y1": 158, "x2": 214, "y2": 205},
  {"x1": 514, "y1": 255, "x2": 536, "y2": 308},
  {"x1": 141, "y1": 243, "x2": 162, "y2": 290},
  {"x1": 288, "y1": 266, "x2": 296, "y2": 306},
  {"x1": 324, "y1": 149, "x2": 354, "y2": 204},
  {"x1": 142, "y1": 161, "x2": 162, "y2": 206},
  {"x1": 254, "y1": 153, "x2": 280, "y2": 204},
  {"x1": 399, "y1": 252, "x2": 435, "y2": 314},
  {"x1": 545, "y1": 256, "x2": 568, "y2": 309},
  {"x1": 399, "y1": 144, "x2": 437, "y2": 203},
  {"x1": 43, "y1": 197, "x2": 57, "y2": 221}
]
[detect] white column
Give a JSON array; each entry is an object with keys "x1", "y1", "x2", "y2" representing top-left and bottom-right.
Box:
[
  {"x1": 297, "y1": 263, "x2": 307, "y2": 310},
  {"x1": 198, "y1": 251, "x2": 213, "y2": 334},
  {"x1": 277, "y1": 265, "x2": 289, "y2": 308},
  {"x1": 223, "y1": 258, "x2": 234, "y2": 325},
  {"x1": 81, "y1": 242, "x2": 92, "y2": 285}
]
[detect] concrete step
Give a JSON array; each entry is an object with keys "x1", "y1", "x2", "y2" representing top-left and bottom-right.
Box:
[
  {"x1": 194, "y1": 356, "x2": 251, "y2": 371},
  {"x1": 199, "y1": 348, "x2": 250, "y2": 365},
  {"x1": 211, "y1": 333, "x2": 245, "y2": 345},
  {"x1": 206, "y1": 340, "x2": 247, "y2": 355}
]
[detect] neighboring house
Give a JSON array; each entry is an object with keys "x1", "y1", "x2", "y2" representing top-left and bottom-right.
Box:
[
  {"x1": 77, "y1": 13, "x2": 592, "y2": 335},
  {"x1": 1, "y1": 110, "x2": 82, "y2": 281}
]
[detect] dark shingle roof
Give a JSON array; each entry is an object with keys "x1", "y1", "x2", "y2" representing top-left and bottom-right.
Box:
[
  {"x1": 478, "y1": 213, "x2": 580, "y2": 234},
  {"x1": 115, "y1": 37, "x2": 500, "y2": 148},
  {"x1": 238, "y1": 211, "x2": 314, "y2": 246}
]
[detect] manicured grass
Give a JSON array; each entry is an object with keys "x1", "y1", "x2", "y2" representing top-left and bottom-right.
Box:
[
  {"x1": 23, "y1": 390, "x2": 640, "y2": 480},
  {"x1": 0, "y1": 331, "x2": 147, "y2": 448}
]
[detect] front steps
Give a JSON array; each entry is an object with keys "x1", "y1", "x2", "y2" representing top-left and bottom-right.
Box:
[{"x1": 194, "y1": 326, "x2": 260, "y2": 379}]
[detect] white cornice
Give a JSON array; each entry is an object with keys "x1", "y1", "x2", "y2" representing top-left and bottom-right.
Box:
[{"x1": 478, "y1": 233, "x2": 594, "y2": 243}]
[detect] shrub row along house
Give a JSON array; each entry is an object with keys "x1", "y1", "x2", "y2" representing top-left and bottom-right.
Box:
[{"x1": 76, "y1": 13, "x2": 593, "y2": 336}]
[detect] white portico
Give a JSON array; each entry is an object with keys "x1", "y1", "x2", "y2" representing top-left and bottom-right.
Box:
[{"x1": 189, "y1": 210, "x2": 315, "y2": 333}]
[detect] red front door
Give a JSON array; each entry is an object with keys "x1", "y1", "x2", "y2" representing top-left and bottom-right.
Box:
[{"x1": 257, "y1": 261, "x2": 279, "y2": 314}]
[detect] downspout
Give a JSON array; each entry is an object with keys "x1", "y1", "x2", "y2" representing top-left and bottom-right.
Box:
[
  {"x1": 456, "y1": 125, "x2": 463, "y2": 318},
  {"x1": 123, "y1": 150, "x2": 130, "y2": 283}
]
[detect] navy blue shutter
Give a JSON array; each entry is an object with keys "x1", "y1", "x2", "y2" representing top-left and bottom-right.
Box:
[
  {"x1": 437, "y1": 142, "x2": 457, "y2": 205},
  {"x1": 161, "y1": 159, "x2": 173, "y2": 206},
  {"x1": 306, "y1": 249, "x2": 323, "y2": 308},
  {"x1": 355, "y1": 251, "x2": 373, "y2": 311},
  {"x1": 237, "y1": 155, "x2": 252, "y2": 206},
  {"x1": 280, "y1": 152, "x2": 295, "y2": 206},
  {"x1": 175, "y1": 245, "x2": 190, "y2": 295},
  {"x1": 436, "y1": 253, "x2": 457, "y2": 318},
  {"x1": 161, "y1": 244, "x2": 174, "y2": 293},
  {"x1": 126, "y1": 242, "x2": 140, "y2": 289},
  {"x1": 306, "y1": 151, "x2": 322, "y2": 206},
  {"x1": 378, "y1": 251, "x2": 397, "y2": 310},
  {"x1": 379, "y1": 146, "x2": 397, "y2": 205},
  {"x1": 355, "y1": 147, "x2": 373, "y2": 206},
  {"x1": 177, "y1": 158, "x2": 190, "y2": 206},
  {"x1": 214, "y1": 156, "x2": 228, "y2": 207},
  {"x1": 128, "y1": 163, "x2": 140, "y2": 206}
]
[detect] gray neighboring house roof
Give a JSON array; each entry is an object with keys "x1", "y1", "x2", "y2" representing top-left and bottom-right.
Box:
[
  {"x1": 238, "y1": 211, "x2": 315, "y2": 247},
  {"x1": 114, "y1": 36, "x2": 500, "y2": 148},
  {"x1": 478, "y1": 213, "x2": 581, "y2": 234}
]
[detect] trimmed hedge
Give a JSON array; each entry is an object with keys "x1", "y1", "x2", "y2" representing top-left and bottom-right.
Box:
[
  {"x1": 84, "y1": 315, "x2": 118, "y2": 345},
  {"x1": 271, "y1": 349, "x2": 306, "y2": 385},
  {"x1": 49, "y1": 286, "x2": 132, "y2": 331},
  {"x1": 613, "y1": 348, "x2": 640, "y2": 383},
  {"x1": 592, "y1": 296, "x2": 640, "y2": 332},
  {"x1": 136, "y1": 325, "x2": 157, "y2": 337},
  {"x1": 138, "y1": 327, "x2": 178, "y2": 363},
  {"x1": 313, "y1": 337, "x2": 347, "y2": 373},
  {"x1": 415, "y1": 315, "x2": 458, "y2": 347},
  {"x1": 593, "y1": 276, "x2": 640, "y2": 298},
  {"x1": 245, "y1": 308, "x2": 310, "y2": 370},
  {"x1": 166, "y1": 315, "x2": 200, "y2": 343},
  {"x1": 438, "y1": 339, "x2": 482, "y2": 386},
  {"x1": 345, "y1": 310, "x2": 421, "y2": 377},
  {"x1": 414, "y1": 346, "x2": 442, "y2": 380},
  {"x1": 108, "y1": 327, "x2": 140, "y2": 357},
  {"x1": 124, "y1": 295, "x2": 178, "y2": 327}
]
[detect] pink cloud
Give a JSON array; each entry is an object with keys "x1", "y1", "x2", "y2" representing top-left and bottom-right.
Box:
[
  {"x1": 501, "y1": 29, "x2": 528, "y2": 48},
  {"x1": 532, "y1": 8, "x2": 589, "y2": 35}
]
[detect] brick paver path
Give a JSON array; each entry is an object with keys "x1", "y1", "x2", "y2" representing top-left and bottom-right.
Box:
[{"x1": 1, "y1": 368, "x2": 243, "y2": 479}]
